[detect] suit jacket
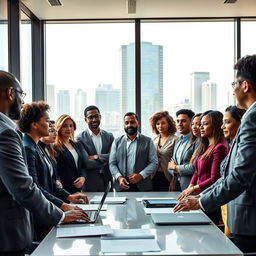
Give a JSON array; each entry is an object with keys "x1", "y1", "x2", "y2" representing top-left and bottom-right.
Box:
[
  {"x1": 190, "y1": 141, "x2": 229, "y2": 192},
  {"x1": 0, "y1": 113, "x2": 62, "y2": 252},
  {"x1": 55, "y1": 141, "x2": 88, "y2": 194},
  {"x1": 76, "y1": 129, "x2": 114, "y2": 191},
  {"x1": 23, "y1": 135, "x2": 70, "y2": 208},
  {"x1": 171, "y1": 134, "x2": 199, "y2": 191},
  {"x1": 201, "y1": 102, "x2": 256, "y2": 235},
  {"x1": 152, "y1": 134, "x2": 178, "y2": 181}
]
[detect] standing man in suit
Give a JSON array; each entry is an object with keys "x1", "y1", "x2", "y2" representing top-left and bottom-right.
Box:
[
  {"x1": 109, "y1": 112, "x2": 158, "y2": 191},
  {"x1": 168, "y1": 109, "x2": 197, "y2": 191},
  {"x1": 76, "y1": 105, "x2": 114, "y2": 191},
  {"x1": 0, "y1": 71, "x2": 88, "y2": 255},
  {"x1": 174, "y1": 55, "x2": 256, "y2": 253}
]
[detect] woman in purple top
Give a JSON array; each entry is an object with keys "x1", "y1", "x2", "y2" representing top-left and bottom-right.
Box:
[{"x1": 178, "y1": 110, "x2": 229, "y2": 223}]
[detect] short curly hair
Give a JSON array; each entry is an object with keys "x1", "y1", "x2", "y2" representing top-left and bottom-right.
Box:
[
  {"x1": 150, "y1": 111, "x2": 176, "y2": 135},
  {"x1": 18, "y1": 101, "x2": 50, "y2": 133}
]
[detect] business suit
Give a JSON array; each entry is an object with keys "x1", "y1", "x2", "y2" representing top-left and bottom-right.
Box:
[
  {"x1": 152, "y1": 134, "x2": 178, "y2": 190},
  {"x1": 76, "y1": 129, "x2": 114, "y2": 191},
  {"x1": 55, "y1": 141, "x2": 88, "y2": 194},
  {"x1": 23, "y1": 134, "x2": 70, "y2": 208},
  {"x1": 0, "y1": 113, "x2": 62, "y2": 253},
  {"x1": 109, "y1": 134, "x2": 158, "y2": 191},
  {"x1": 171, "y1": 134, "x2": 199, "y2": 191},
  {"x1": 201, "y1": 102, "x2": 256, "y2": 249}
]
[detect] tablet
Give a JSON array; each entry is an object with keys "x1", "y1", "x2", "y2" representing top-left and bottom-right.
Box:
[{"x1": 142, "y1": 199, "x2": 178, "y2": 208}]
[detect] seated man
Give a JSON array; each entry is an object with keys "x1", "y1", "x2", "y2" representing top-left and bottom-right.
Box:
[{"x1": 109, "y1": 112, "x2": 158, "y2": 191}]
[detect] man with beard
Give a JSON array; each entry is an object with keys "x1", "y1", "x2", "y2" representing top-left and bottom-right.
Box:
[
  {"x1": 109, "y1": 112, "x2": 158, "y2": 191},
  {"x1": 0, "y1": 71, "x2": 88, "y2": 255},
  {"x1": 76, "y1": 105, "x2": 114, "y2": 191}
]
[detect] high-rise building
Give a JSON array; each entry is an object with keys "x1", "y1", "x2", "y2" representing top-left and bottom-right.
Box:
[
  {"x1": 57, "y1": 90, "x2": 70, "y2": 116},
  {"x1": 95, "y1": 84, "x2": 120, "y2": 137},
  {"x1": 121, "y1": 42, "x2": 163, "y2": 136},
  {"x1": 201, "y1": 80, "x2": 217, "y2": 111},
  {"x1": 191, "y1": 72, "x2": 210, "y2": 113},
  {"x1": 47, "y1": 84, "x2": 55, "y2": 119},
  {"x1": 74, "y1": 89, "x2": 87, "y2": 120},
  {"x1": 95, "y1": 84, "x2": 120, "y2": 112},
  {"x1": 170, "y1": 99, "x2": 192, "y2": 117}
]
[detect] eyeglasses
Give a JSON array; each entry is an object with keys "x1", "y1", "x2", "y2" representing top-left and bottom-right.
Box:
[
  {"x1": 231, "y1": 80, "x2": 244, "y2": 89},
  {"x1": 86, "y1": 114, "x2": 101, "y2": 120},
  {"x1": 49, "y1": 128, "x2": 57, "y2": 133},
  {"x1": 13, "y1": 88, "x2": 26, "y2": 100}
]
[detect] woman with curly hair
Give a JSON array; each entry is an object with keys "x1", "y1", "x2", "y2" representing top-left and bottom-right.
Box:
[
  {"x1": 150, "y1": 111, "x2": 178, "y2": 191},
  {"x1": 55, "y1": 114, "x2": 88, "y2": 193}
]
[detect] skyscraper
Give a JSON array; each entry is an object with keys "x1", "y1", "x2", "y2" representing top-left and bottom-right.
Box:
[
  {"x1": 191, "y1": 72, "x2": 210, "y2": 113},
  {"x1": 57, "y1": 90, "x2": 70, "y2": 116},
  {"x1": 95, "y1": 84, "x2": 120, "y2": 137},
  {"x1": 47, "y1": 84, "x2": 55, "y2": 119},
  {"x1": 201, "y1": 80, "x2": 217, "y2": 111},
  {"x1": 74, "y1": 89, "x2": 87, "y2": 120},
  {"x1": 121, "y1": 42, "x2": 163, "y2": 135}
]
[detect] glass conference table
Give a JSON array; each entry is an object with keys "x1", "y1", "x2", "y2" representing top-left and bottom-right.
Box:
[{"x1": 31, "y1": 192, "x2": 242, "y2": 256}]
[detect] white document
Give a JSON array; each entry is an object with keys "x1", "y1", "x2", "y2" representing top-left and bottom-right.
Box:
[
  {"x1": 136, "y1": 197, "x2": 175, "y2": 202},
  {"x1": 144, "y1": 207, "x2": 200, "y2": 214},
  {"x1": 90, "y1": 196, "x2": 126, "y2": 204},
  {"x1": 101, "y1": 229, "x2": 154, "y2": 240},
  {"x1": 56, "y1": 225, "x2": 113, "y2": 238},
  {"x1": 101, "y1": 229, "x2": 160, "y2": 253},
  {"x1": 73, "y1": 204, "x2": 107, "y2": 211}
]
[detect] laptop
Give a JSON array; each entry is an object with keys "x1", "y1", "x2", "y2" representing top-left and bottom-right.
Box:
[
  {"x1": 151, "y1": 212, "x2": 212, "y2": 225},
  {"x1": 67, "y1": 182, "x2": 111, "y2": 224}
]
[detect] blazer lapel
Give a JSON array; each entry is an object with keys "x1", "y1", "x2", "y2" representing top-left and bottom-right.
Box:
[
  {"x1": 63, "y1": 144, "x2": 79, "y2": 174},
  {"x1": 85, "y1": 130, "x2": 97, "y2": 155}
]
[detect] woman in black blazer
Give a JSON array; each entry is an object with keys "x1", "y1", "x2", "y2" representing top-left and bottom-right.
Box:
[
  {"x1": 18, "y1": 101, "x2": 88, "y2": 240},
  {"x1": 55, "y1": 114, "x2": 88, "y2": 194}
]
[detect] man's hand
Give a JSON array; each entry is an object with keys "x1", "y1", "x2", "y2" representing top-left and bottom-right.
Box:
[
  {"x1": 56, "y1": 180, "x2": 63, "y2": 188},
  {"x1": 67, "y1": 192, "x2": 89, "y2": 204},
  {"x1": 73, "y1": 177, "x2": 85, "y2": 189},
  {"x1": 168, "y1": 159, "x2": 177, "y2": 170},
  {"x1": 63, "y1": 209, "x2": 90, "y2": 223},
  {"x1": 60, "y1": 203, "x2": 82, "y2": 212},
  {"x1": 88, "y1": 155, "x2": 99, "y2": 160},
  {"x1": 118, "y1": 176, "x2": 130, "y2": 190},
  {"x1": 128, "y1": 173, "x2": 142, "y2": 184},
  {"x1": 173, "y1": 196, "x2": 200, "y2": 212}
]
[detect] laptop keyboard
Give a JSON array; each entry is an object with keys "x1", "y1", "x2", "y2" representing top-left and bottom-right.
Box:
[{"x1": 74, "y1": 211, "x2": 96, "y2": 223}]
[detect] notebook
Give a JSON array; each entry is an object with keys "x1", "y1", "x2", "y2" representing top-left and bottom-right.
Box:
[
  {"x1": 65, "y1": 182, "x2": 111, "y2": 224},
  {"x1": 151, "y1": 212, "x2": 212, "y2": 225}
]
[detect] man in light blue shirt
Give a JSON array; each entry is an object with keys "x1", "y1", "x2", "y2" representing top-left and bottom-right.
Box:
[{"x1": 109, "y1": 112, "x2": 158, "y2": 191}]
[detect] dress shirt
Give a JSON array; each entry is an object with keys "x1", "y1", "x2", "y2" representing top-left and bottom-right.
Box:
[
  {"x1": 88, "y1": 128, "x2": 102, "y2": 155},
  {"x1": 126, "y1": 133, "x2": 139, "y2": 177},
  {"x1": 175, "y1": 133, "x2": 190, "y2": 164}
]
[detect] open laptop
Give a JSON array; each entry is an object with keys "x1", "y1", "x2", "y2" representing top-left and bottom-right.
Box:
[
  {"x1": 67, "y1": 182, "x2": 111, "y2": 224},
  {"x1": 151, "y1": 212, "x2": 212, "y2": 225}
]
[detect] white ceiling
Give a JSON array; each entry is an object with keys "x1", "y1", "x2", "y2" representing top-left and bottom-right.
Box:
[{"x1": 21, "y1": 0, "x2": 256, "y2": 20}]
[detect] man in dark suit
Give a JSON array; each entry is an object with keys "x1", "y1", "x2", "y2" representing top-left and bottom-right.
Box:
[
  {"x1": 76, "y1": 105, "x2": 114, "y2": 191},
  {"x1": 0, "y1": 71, "x2": 88, "y2": 255},
  {"x1": 168, "y1": 109, "x2": 197, "y2": 191},
  {"x1": 174, "y1": 55, "x2": 256, "y2": 253}
]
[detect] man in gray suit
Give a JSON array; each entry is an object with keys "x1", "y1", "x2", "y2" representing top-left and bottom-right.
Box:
[
  {"x1": 168, "y1": 109, "x2": 197, "y2": 191},
  {"x1": 0, "y1": 71, "x2": 88, "y2": 255},
  {"x1": 109, "y1": 112, "x2": 158, "y2": 191},
  {"x1": 174, "y1": 55, "x2": 256, "y2": 253},
  {"x1": 76, "y1": 105, "x2": 114, "y2": 191}
]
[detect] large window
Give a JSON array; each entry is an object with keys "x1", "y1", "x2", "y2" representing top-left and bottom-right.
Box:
[
  {"x1": 241, "y1": 20, "x2": 256, "y2": 57},
  {"x1": 141, "y1": 21, "x2": 235, "y2": 136},
  {"x1": 0, "y1": 0, "x2": 8, "y2": 71},
  {"x1": 20, "y1": 11, "x2": 32, "y2": 102},
  {"x1": 45, "y1": 22, "x2": 135, "y2": 136}
]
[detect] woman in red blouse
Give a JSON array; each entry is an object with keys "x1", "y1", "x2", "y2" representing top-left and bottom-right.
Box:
[{"x1": 178, "y1": 110, "x2": 229, "y2": 223}]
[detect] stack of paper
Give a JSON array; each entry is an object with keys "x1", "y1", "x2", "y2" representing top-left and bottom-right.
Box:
[
  {"x1": 101, "y1": 229, "x2": 161, "y2": 253},
  {"x1": 56, "y1": 225, "x2": 113, "y2": 238},
  {"x1": 90, "y1": 196, "x2": 126, "y2": 204}
]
